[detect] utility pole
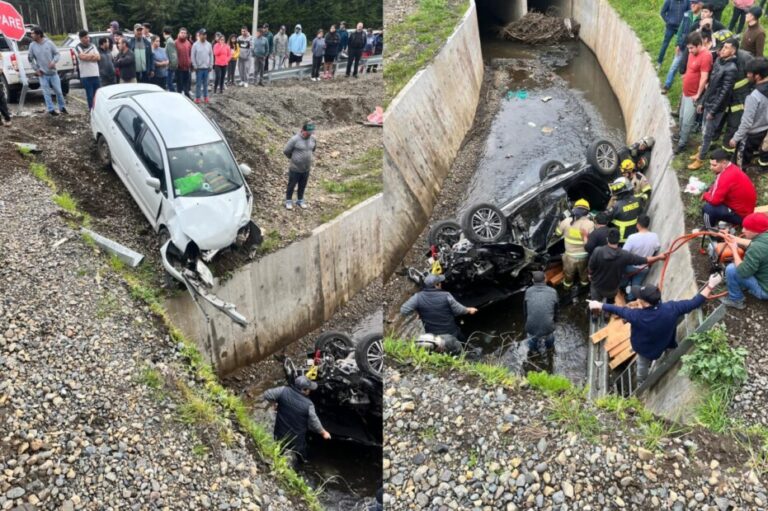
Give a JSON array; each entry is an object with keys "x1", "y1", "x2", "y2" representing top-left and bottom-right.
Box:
[
  {"x1": 251, "y1": 0, "x2": 259, "y2": 34},
  {"x1": 79, "y1": 0, "x2": 88, "y2": 30}
]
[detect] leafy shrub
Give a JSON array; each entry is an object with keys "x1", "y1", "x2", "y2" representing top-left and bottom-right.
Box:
[{"x1": 682, "y1": 326, "x2": 748, "y2": 388}]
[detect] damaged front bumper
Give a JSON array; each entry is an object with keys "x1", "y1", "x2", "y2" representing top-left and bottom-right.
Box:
[{"x1": 161, "y1": 240, "x2": 248, "y2": 327}]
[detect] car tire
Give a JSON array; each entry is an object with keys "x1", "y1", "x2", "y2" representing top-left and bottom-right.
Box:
[
  {"x1": 355, "y1": 333, "x2": 383, "y2": 381},
  {"x1": 61, "y1": 79, "x2": 70, "y2": 96},
  {"x1": 314, "y1": 331, "x2": 354, "y2": 359},
  {"x1": 0, "y1": 76, "x2": 19, "y2": 104},
  {"x1": 461, "y1": 203, "x2": 508, "y2": 243},
  {"x1": 539, "y1": 160, "x2": 565, "y2": 181},
  {"x1": 427, "y1": 220, "x2": 462, "y2": 248},
  {"x1": 587, "y1": 139, "x2": 619, "y2": 176},
  {"x1": 96, "y1": 135, "x2": 113, "y2": 170}
]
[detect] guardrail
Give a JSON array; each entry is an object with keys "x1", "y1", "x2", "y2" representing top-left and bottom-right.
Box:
[{"x1": 266, "y1": 55, "x2": 382, "y2": 83}]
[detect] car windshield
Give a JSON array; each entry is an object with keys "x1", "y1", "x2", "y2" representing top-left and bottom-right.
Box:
[{"x1": 168, "y1": 141, "x2": 243, "y2": 198}]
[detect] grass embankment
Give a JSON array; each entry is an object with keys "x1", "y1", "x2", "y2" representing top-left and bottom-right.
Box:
[
  {"x1": 384, "y1": 0, "x2": 470, "y2": 104},
  {"x1": 385, "y1": 338, "x2": 768, "y2": 473},
  {"x1": 21, "y1": 149, "x2": 322, "y2": 511},
  {"x1": 320, "y1": 146, "x2": 383, "y2": 222}
]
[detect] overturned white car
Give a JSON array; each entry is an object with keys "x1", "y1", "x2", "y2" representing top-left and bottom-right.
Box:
[{"x1": 90, "y1": 84, "x2": 261, "y2": 325}]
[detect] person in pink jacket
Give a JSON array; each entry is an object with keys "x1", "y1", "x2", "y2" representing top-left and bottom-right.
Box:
[
  {"x1": 213, "y1": 33, "x2": 232, "y2": 93},
  {"x1": 731, "y1": 0, "x2": 756, "y2": 33}
]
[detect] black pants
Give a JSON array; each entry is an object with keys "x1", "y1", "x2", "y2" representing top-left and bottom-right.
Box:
[
  {"x1": 722, "y1": 109, "x2": 743, "y2": 160},
  {"x1": 0, "y1": 82, "x2": 10, "y2": 121},
  {"x1": 311, "y1": 56, "x2": 323, "y2": 78},
  {"x1": 214, "y1": 65, "x2": 227, "y2": 92},
  {"x1": 730, "y1": 7, "x2": 747, "y2": 33},
  {"x1": 286, "y1": 171, "x2": 309, "y2": 201},
  {"x1": 346, "y1": 50, "x2": 362, "y2": 76},
  {"x1": 739, "y1": 129, "x2": 768, "y2": 167},
  {"x1": 175, "y1": 69, "x2": 191, "y2": 97},
  {"x1": 226, "y1": 60, "x2": 237, "y2": 84}
]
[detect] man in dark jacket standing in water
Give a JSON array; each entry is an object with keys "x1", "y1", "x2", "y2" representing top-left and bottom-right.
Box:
[
  {"x1": 524, "y1": 271, "x2": 559, "y2": 353},
  {"x1": 400, "y1": 274, "x2": 477, "y2": 341},
  {"x1": 264, "y1": 376, "x2": 330, "y2": 464}
]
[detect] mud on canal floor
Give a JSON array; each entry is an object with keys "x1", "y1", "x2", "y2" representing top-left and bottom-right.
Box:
[
  {"x1": 1, "y1": 74, "x2": 382, "y2": 286},
  {"x1": 385, "y1": 39, "x2": 626, "y2": 384}
]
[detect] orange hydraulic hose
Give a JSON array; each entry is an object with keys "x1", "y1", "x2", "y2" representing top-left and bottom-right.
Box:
[{"x1": 656, "y1": 231, "x2": 729, "y2": 300}]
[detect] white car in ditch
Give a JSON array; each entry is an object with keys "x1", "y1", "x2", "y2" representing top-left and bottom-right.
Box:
[{"x1": 90, "y1": 83, "x2": 261, "y2": 325}]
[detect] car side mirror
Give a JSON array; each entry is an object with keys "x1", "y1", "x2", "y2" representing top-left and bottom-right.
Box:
[
  {"x1": 146, "y1": 177, "x2": 161, "y2": 192},
  {"x1": 239, "y1": 163, "x2": 252, "y2": 176}
]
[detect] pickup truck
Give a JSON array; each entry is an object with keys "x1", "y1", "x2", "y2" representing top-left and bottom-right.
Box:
[{"x1": 0, "y1": 28, "x2": 77, "y2": 103}]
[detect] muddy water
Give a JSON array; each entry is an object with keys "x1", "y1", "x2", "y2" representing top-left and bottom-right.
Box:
[{"x1": 458, "y1": 39, "x2": 626, "y2": 385}]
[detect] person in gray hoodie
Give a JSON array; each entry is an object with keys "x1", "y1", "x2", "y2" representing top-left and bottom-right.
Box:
[
  {"x1": 284, "y1": 121, "x2": 318, "y2": 210},
  {"x1": 730, "y1": 58, "x2": 768, "y2": 168},
  {"x1": 251, "y1": 28, "x2": 270, "y2": 86},
  {"x1": 273, "y1": 26, "x2": 289, "y2": 70},
  {"x1": 191, "y1": 29, "x2": 214, "y2": 103},
  {"x1": 28, "y1": 27, "x2": 67, "y2": 116},
  {"x1": 523, "y1": 271, "x2": 559, "y2": 354}
]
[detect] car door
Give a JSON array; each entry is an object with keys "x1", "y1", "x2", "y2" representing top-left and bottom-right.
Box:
[
  {"x1": 111, "y1": 106, "x2": 146, "y2": 193},
  {"x1": 131, "y1": 129, "x2": 167, "y2": 228}
]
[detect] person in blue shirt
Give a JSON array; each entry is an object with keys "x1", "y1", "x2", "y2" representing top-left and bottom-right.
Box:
[
  {"x1": 658, "y1": 0, "x2": 690, "y2": 67},
  {"x1": 587, "y1": 273, "x2": 722, "y2": 384}
]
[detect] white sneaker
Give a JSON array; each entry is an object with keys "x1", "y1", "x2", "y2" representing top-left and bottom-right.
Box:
[
  {"x1": 297, "y1": 200, "x2": 307, "y2": 209},
  {"x1": 285, "y1": 200, "x2": 293, "y2": 210},
  {"x1": 244, "y1": 82, "x2": 249, "y2": 88}
]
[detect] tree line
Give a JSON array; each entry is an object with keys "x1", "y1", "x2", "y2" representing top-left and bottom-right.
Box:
[{"x1": 5, "y1": 0, "x2": 382, "y2": 38}]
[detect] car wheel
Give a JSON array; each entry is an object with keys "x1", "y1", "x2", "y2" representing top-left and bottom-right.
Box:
[
  {"x1": 427, "y1": 220, "x2": 462, "y2": 248},
  {"x1": 587, "y1": 139, "x2": 619, "y2": 176},
  {"x1": 355, "y1": 333, "x2": 383, "y2": 381},
  {"x1": 461, "y1": 203, "x2": 508, "y2": 243},
  {"x1": 314, "y1": 331, "x2": 354, "y2": 359},
  {"x1": 538, "y1": 160, "x2": 565, "y2": 181},
  {"x1": 97, "y1": 135, "x2": 113, "y2": 170},
  {"x1": 61, "y1": 79, "x2": 70, "y2": 96},
  {"x1": 0, "y1": 76, "x2": 19, "y2": 104}
]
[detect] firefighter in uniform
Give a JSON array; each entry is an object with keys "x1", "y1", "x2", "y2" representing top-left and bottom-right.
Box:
[
  {"x1": 607, "y1": 177, "x2": 644, "y2": 243},
  {"x1": 619, "y1": 159, "x2": 652, "y2": 203},
  {"x1": 721, "y1": 37, "x2": 755, "y2": 161},
  {"x1": 617, "y1": 136, "x2": 655, "y2": 174},
  {"x1": 555, "y1": 199, "x2": 595, "y2": 290}
]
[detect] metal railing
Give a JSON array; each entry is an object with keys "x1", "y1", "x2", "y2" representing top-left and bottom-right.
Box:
[
  {"x1": 586, "y1": 312, "x2": 610, "y2": 400},
  {"x1": 266, "y1": 55, "x2": 383, "y2": 83}
]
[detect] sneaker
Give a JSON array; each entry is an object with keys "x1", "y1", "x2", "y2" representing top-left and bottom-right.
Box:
[
  {"x1": 719, "y1": 297, "x2": 746, "y2": 309},
  {"x1": 1, "y1": 118, "x2": 11, "y2": 126},
  {"x1": 48, "y1": 110, "x2": 59, "y2": 116},
  {"x1": 204, "y1": 97, "x2": 210, "y2": 104},
  {"x1": 297, "y1": 200, "x2": 307, "y2": 209},
  {"x1": 285, "y1": 200, "x2": 293, "y2": 210},
  {"x1": 60, "y1": 108, "x2": 68, "y2": 115},
  {"x1": 258, "y1": 82, "x2": 264, "y2": 86},
  {"x1": 195, "y1": 98, "x2": 201, "y2": 104},
  {"x1": 244, "y1": 83, "x2": 249, "y2": 88}
]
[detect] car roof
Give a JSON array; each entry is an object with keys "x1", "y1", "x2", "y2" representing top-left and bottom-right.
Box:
[{"x1": 131, "y1": 91, "x2": 222, "y2": 149}]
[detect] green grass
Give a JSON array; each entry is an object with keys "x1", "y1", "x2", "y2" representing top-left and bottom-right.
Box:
[
  {"x1": 192, "y1": 444, "x2": 210, "y2": 458},
  {"x1": 53, "y1": 192, "x2": 77, "y2": 214},
  {"x1": 139, "y1": 365, "x2": 163, "y2": 390},
  {"x1": 548, "y1": 388, "x2": 603, "y2": 440},
  {"x1": 639, "y1": 418, "x2": 689, "y2": 451},
  {"x1": 385, "y1": 0, "x2": 470, "y2": 103},
  {"x1": 95, "y1": 292, "x2": 120, "y2": 319},
  {"x1": 526, "y1": 371, "x2": 572, "y2": 395},
  {"x1": 29, "y1": 162, "x2": 56, "y2": 190},
  {"x1": 321, "y1": 147, "x2": 384, "y2": 219},
  {"x1": 595, "y1": 394, "x2": 643, "y2": 421},
  {"x1": 256, "y1": 229, "x2": 282, "y2": 255},
  {"x1": 695, "y1": 386, "x2": 733, "y2": 433}
]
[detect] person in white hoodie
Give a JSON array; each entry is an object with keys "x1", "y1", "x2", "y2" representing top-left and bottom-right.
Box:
[{"x1": 191, "y1": 29, "x2": 214, "y2": 104}]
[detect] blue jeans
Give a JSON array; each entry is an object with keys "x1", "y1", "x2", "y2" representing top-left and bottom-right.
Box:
[
  {"x1": 622, "y1": 265, "x2": 650, "y2": 300},
  {"x1": 664, "y1": 51, "x2": 683, "y2": 89},
  {"x1": 703, "y1": 203, "x2": 742, "y2": 230},
  {"x1": 528, "y1": 333, "x2": 555, "y2": 352},
  {"x1": 40, "y1": 73, "x2": 66, "y2": 112},
  {"x1": 81, "y1": 76, "x2": 100, "y2": 110},
  {"x1": 166, "y1": 71, "x2": 175, "y2": 92},
  {"x1": 726, "y1": 263, "x2": 768, "y2": 302},
  {"x1": 195, "y1": 69, "x2": 209, "y2": 99},
  {"x1": 657, "y1": 24, "x2": 678, "y2": 65}
]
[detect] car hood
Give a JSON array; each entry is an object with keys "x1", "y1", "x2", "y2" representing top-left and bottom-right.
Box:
[{"x1": 174, "y1": 189, "x2": 250, "y2": 250}]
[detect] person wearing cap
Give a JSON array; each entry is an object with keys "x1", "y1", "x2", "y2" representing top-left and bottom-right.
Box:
[
  {"x1": 524, "y1": 271, "x2": 559, "y2": 354},
  {"x1": 283, "y1": 122, "x2": 317, "y2": 210},
  {"x1": 701, "y1": 149, "x2": 757, "y2": 229},
  {"x1": 74, "y1": 30, "x2": 101, "y2": 110},
  {"x1": 237, "y1": 27, "x2": 253, "y2": 86},
  {"x1": 273, "y1": 25, "x2": 289, "y2": 70},
  {"x1": 555, "y1": 199, "x2": 595, "y2": 291},
  {"x1": 742, "y1": 6, "x2": 765, "y2": 57},
  {"x1": 263, "y1": 375, "x2": 331, "y2": 463},
  {"x1": 346, "y1": 22, "x2": 366, "y2": 78},
  {"x1": 720, "y1": 212, "x2": 768, "y2": 308},
  {"x1": 128, "y1": 23, "x2": 155, "y2": 84},
  {"x1": 262, "y1": 24, "x2": 274, "y2": 71},
  {"x1": 621, "y1": 215, "x2": 661, "y2": 300},
  {"x1": 729, "y1": 57, "x2": 768, "y2": 167},
  {"x1": 588, "y1": 274, "x2": 722, "y2": 384},
  {"x1": 288, "y1": 25, "x2": 307, "y2": 68},
  {"x1": 400, "y1": 274, "x2": 478, "y2": 342},
  {"x1": 588, "y1": 228, "x2": 666, "y2": 305},
  {"x1": 191, "y1": 29, "x2": 213, "y2": 104}
]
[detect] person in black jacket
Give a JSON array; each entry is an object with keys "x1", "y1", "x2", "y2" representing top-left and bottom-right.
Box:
[
  {"x1": 400, "y1": 274, "x2": 477, "y2": 341},
  {"x1": 114, "y1": 39, "x2": 136, "y2": 83},
  {"x1": 690, "y1": 37, "x2": 739, "y2": 170},
  {"x1": 323, "y1": 25, "x2": 341, "y2": 79},
  {"x1": 346, "y1": 22, "x2": 366, "y2": 78},
  {"x1": 709, "y1": 0, "x2": 729, "y2": 21}
]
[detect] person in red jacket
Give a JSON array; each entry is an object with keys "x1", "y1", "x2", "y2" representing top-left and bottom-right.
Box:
[
  {"x1": 702, "y1": 148, "x2": 757, "y2": 229},
  {"x1": 174, "y1": 27, "x2": 193, "y2": 98}
]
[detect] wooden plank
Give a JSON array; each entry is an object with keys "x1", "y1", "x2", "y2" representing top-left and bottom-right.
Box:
[
  {"x1": 590, "y1": 320, "x2": 624, "y2": 343},
  {"x1": 610, "y1": 345, "x2": 636, "y2": 369},
  {"x1": 604, "y1": 325, "x2": 631, "y2": 351},
  {"x1": 545, "y1": 264, "x2": 564, "y2": 286},
  {"x1": 608, "y1": 338, "x2": 631, "y2": 356}
]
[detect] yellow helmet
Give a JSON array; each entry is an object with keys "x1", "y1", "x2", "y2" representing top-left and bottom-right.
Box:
[
  {"x1": 620, "y1": 159, "x2": 636, "y2": 173},
  {"x1": 574, "y1": 198, "x2": 590, "y2": 210}
]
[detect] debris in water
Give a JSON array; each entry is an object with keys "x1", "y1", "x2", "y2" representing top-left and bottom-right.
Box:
[
  {"x1": 527, "y1": 122, "x2": 537, "y2": 128},
  {"x1": 498, "y1": 10, "x2": 580, "y2": 44},
  {"x1": 541, "y1": 96, "x2": 553, "y2": 103},
  {"x1": 541, "y1": 127, "x2": 554, "y2": 134}
]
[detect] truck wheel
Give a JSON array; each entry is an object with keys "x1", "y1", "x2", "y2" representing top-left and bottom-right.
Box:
[
  {"x1": 314, "y1": 331, "x2": 354, "y2": 359},
  {"x1": 462, "y1": 203, "x2": 508, "y2": 243},
  {"x1": 61, "y1": 79, "x2": 70, "y2": 96},
  {"x1": 97, "y1": 135, "x2": 113, "y2": 170},
  {"x1": 427, "y1": 220, "x2": 462, "y2": 248},
  {"x1": 355, "y1": 333, "x2": 383, "y2": 381},
  {"x1": 539, "y1": 160, "x2": 565, "y2": 181},
  {"x1": 0, "y1": 76, "x2": 19, "y2": 104},
  {"x1": 587, "y1": 139, "x2": 619, "y2": 176}
]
